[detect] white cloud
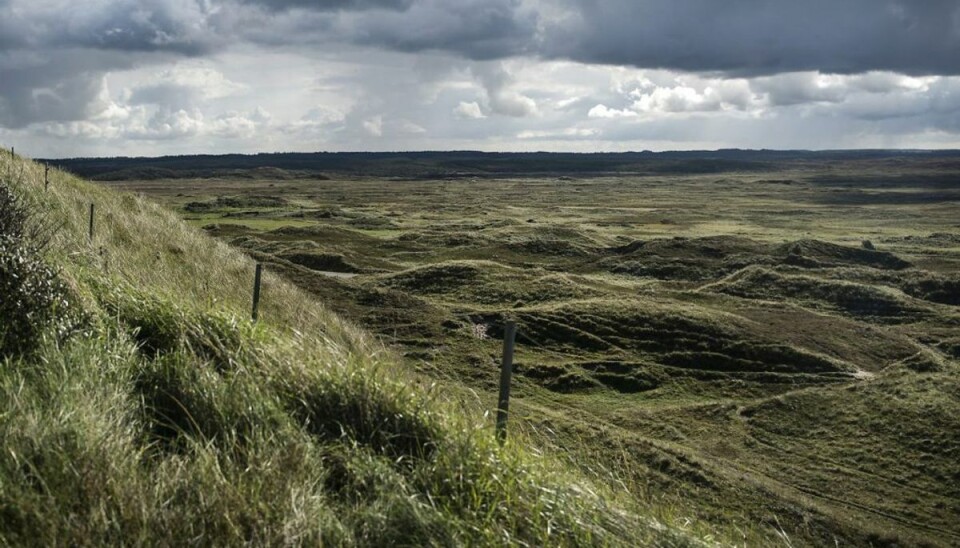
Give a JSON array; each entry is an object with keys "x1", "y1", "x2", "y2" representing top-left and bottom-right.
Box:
[
  {"x1": 588, "y1": 104, "x2": 637, "y2": 118},
  {"x1": 554, "y1": 96, "x2": 582, "y2": 109},
  {"x1": 5, "y1": 0, "x2": 960, "y2": 157},
  {"x1": 632, "y1": 85, "x2": 722, "y2": 113},
  {"x1": 454, "y1": 101, "x2": 485, "y2": 119},
  {"x1": 488, "y1": 91, "x2": 538, "y2": 117},
  {"x1": 362, "y1": 115, "x2": 383, "y2": 136},
  {"x1": 209, "y1": 111, "x2": 260, "y2": 138},
  {"x1": 473, "y1": 62, "x2": 539, "y2": 118},
  {"x1": 517, "y1": 127, "x2": 599, "y2": 139},
  {"x1": 300, "y1": 106, "x2": 347, "y2": 125},
  {"x1": 398, "y1": 120, "x2": 427, "y2": 134},
  {"x1": 7, "y1": 50, "x2": 960, "y2": 156},
  {"x1": 752, "y1": 72, "x2": 846, "y2": 106},
  {"x1": 850, "y1": 72, "x2": 931, "y2": 94},
  {"x1": 156, "y1": 66, "x2": 247, "y2": 99},
  {"x1": 123, "y1": 108, "x2": 205, "y2": 140}
]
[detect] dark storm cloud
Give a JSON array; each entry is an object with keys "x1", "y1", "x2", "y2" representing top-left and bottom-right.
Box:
[
  {"x1": 543, "y1": 0, "x2": 960, "y2": 76},
  {"x1": 2, "y1": 0, "x2": 960, "y2": 135},
  {"x1": 0, "y1": 0, "x2": 218, "y2": 127},
  {"x1": 339, "y1": 0, "x2": 537, "y2": 60},
  {"x1": 0, "y1": 49, "x2": 148, "y2": 128},
  {"x1": 224, "y1": 0, "x2": 960, "y2": 76},
  {"x1": 232, "y1": 0, "x2": 537, "y2": 60},
  {"x1": 233, "y1": 0, "x2": 413, "y2": 12},
  {"x1": 2, "y1": 0, "x2": 217, "y2": 54}
]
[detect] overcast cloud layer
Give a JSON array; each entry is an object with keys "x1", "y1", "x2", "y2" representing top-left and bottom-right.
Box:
[{"x1": 1, "y1": 0, "x2": 959, "y2": 156}]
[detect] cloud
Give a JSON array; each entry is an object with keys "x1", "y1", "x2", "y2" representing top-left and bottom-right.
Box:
[
  {"x1": 126, "y1": 66, "x2": 246, "y2": 110},
  {"x1": 454, "y1": 101, "x2": 485, "y2": 119},
  {"x1": 516, "y1": 127, "x2": 599, "y2": 140},
  {"x1": 543, "y1": 0, "x2": 960, "y2": 76},
  {"x1": 0, "y1": 62, "x2": 114, "y2": 128},
  {"x1": 228, "y1": 0, "x2": 959, "y2": 77},
  {"x1": 325, "y1": 0, "x2": 537, "y2": 60},
  {"x1": 398, "y1": 119, "x2": 427, "y2": 134},
  {"x1": 281, "y1": 106, "x2": 347, "y2": 139},
  {"x1": 752, "y1": 73, "x2": 846, "y2": 106},
  {"x1": 4, "y1": 1, "x2": 960, "y2": 154},
  {"x1": 124, "y1": 107, "x2": 205, "y2": 140},
  {"x1": 588, "y1": 104, "x2": 636, "y2": 119},
  {"x1": 362, "y1": 115, "x2": 383, "y2": 136},
  {"x1": 1, "y1": 0, "x2": 217, "y2": 54},
  {"x1": 208, "y1": 109, "x2": 269, "y2": 138},
  {"x1": 473, "y1": 62, "x2": 539, "y2": 117},
  {"x1": 631, "y1": 85, "x2": 723, "y2": 113},
  {"x1": 849, "y1": 72, "x2": 932, "y2": 94},
  {"x1": 0, "y1": 0, "x2": 221, "y2": 128},
  {"x1": 14, "y1": 53, "x2": 960, "y2": 155},
  {"x1": 233, "y1": 0, "x2": 413, "y2": 12}
]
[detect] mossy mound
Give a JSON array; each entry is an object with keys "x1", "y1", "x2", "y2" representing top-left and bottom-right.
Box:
[
  {"x1": 267, "y1": 225, "x2": 380, "y2": 244},
  {"x1": 599, "y1": 237, "x2": 912, "y2": 282},
  {"x1": 184, "y1": 195, "x2": 289, "y2": 212},
  {"x1": 519, "y1": 363, "x2": 602, "y2": 393},
  {"x1": 375, "y1": 261, "x2": 598, "y2": 305},
  {"x1": 579, "y1": 361, "x2": 663, "y2": 393},
  {"x1": 279, "y1": 251, "x2": 361, "y2": 273},
  {"x1": 228, "y1": 235, "x2": 318, "y2": 255},
  {"x1": 346, "y1": 215, "x2": 400, "y2": 230},
  {"x1": 736, "y1": 366, "x2": 960, "y2": 534},
  {"x1": 286, "y1": 207, "x2": 343, "y2": 219},
  {"x1": 396, "y1": 229, "x2": 491, "y2": 248},
  {"x1": 711, "y1": 267, "x2": 929, "y2": 322},
  {"x1": 775, "y1": 239, "x2": 911, "y2": 270},
  {"x1": 478, "y1": 300, "x2": 847, "y2": 376},
  {"x1": 503, "y1": 236, "x2": 593, "y2": 257},
  {"x1": 600, "y1": 236, "x2": 771, "y2": 281},
  {"x1": 521, "y1": 224, "x2": 606, "y2": 245},
  {"x1": 883, "y1": 231, "x2": 960, "y2": 248},
  {"x1": 609, "y1": 235, "x2": 766, "y2": 259},
  {"x1": 900, "y1": 274, "x2": 960, "y2": 306}
]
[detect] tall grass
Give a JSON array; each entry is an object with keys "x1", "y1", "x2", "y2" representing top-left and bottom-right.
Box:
[{"x1": 0, "y1": 153, "x2": 713, "y2": 545}]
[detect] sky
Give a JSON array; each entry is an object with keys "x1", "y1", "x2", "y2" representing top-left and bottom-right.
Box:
[{"x1": 1, "y1": 0, "x2": 959, "y2": 157}]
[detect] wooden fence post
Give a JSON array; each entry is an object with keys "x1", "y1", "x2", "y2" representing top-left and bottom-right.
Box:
[
  {"x1": 88, "y1": 203, "x2": 95, "y2": 241},
  {"x1": 44, "y1": 165, "x2": 49, "y2": 190},
  {"x1": 251, "y1": 263, "x2": 263, "y2": 321},
  {"x1": 496, "y1": 320, "x2": 517, "y2": 444}
]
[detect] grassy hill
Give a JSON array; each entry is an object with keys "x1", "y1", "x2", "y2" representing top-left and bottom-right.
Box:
[
  {"x1": 0, "y1": 154, "x2": 733, "y2": 545},
  {"x1": 95, "y1": 160, "x2": 960, "y2": 546}
]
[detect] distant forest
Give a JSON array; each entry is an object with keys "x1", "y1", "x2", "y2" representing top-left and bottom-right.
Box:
[{"x1": 43, "y1": 149, "x2": 960, "y2": 180}]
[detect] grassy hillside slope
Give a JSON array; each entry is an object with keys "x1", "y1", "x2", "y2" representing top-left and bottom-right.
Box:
[
  {"x1": 0, "y1": 153, "x2": 724, "y2": 545},
  {"x1": 109, "y1": 165, "x2": 960, "y2": 546}
]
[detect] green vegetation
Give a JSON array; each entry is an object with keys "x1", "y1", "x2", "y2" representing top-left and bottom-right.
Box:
[
  {"x1": 0, "y1": 154, "x2": 722, "y2": 545},
  {"x1": 0, "y1": 182, "x2": 78, "y2": 357},
  {"x1": 104, "y1": 155, "x2": 960, "y2": 546}
]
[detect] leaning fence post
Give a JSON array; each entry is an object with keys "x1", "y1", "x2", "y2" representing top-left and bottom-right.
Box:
[
  {"x1": 88, "y1": 203, "x2": 95, "y2": 241},
  {"x1": 251, "y1": 263, "x2": 263, "y2": 321},
  {"x1": 496, "y1": 320, "x2": 517, "y2": 444}
]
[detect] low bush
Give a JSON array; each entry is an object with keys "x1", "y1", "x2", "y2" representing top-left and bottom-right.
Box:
[{"x1": 0, "y1": 181, "x2": 77, "y2": 358}]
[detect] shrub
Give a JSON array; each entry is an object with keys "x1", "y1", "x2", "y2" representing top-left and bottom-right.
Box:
[{"x1": 0, "y1": 182, "x2": 76, "y2": 358}]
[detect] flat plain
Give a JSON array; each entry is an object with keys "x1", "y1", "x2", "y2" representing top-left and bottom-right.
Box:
[{"x1": 98, "y1": 154, "x2": 960, "y2": 546}]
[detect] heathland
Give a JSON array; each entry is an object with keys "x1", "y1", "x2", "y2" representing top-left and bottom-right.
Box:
[
  {"x1": 5, "y1": 150, "x2": 960, "y2": 545},
  {"x1": 0, "y1": 152, "x2": 730, "y2": 546}
]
